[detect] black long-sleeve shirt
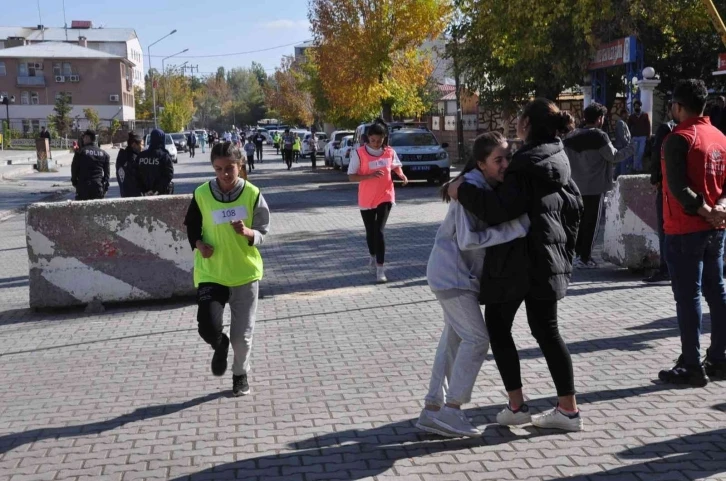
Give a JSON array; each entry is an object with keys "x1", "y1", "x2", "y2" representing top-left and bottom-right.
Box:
[
  {"x1": 650, "y1": 121, "x2": 675, "y2": 186},
  {"x1": 663, "y1": 134, "x2": 702, "y2": 215}
]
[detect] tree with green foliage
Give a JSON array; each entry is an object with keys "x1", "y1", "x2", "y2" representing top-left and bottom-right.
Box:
[
  {"x1": 49, "y1": 92, "x2": 73, "y2": 138},
  {"x1": 83, "y1": 107, "x2": 101, "y2": 132},
  {"x1": 109, "y1": 119, "x2": 122, "y2": 142}
]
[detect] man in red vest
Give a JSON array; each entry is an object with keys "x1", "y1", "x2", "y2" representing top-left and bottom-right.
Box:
[{"x1": 660, "y1": 79, "x2": 726, "y2": 386}]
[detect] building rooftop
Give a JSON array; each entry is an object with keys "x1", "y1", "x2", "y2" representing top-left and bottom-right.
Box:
[
  {"x1": 0, "y1": 42, "x2": 133, "y2": 64},
  {"x1": 0, "y1": 26, "x2": 137, "y2": 43}
]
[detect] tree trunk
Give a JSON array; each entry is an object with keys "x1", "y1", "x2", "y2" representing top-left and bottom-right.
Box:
[{"x1": 381, "y1": 101, "x2": 393, "y2": 122}]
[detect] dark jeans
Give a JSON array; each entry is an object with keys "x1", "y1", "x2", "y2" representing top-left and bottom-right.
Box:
[
  {"x1": 247, "y1": 155, "x2": 255, "y2": 171},
  {"x1": 575, "y1": 194, "x2": 602, "y2": 262},
  {"x1": 284, "y1": 149, "x2": 293, "y2": 169},
  {"x1": 361, "y1": 202, "x2": 392, "y2": 265},
  {"x1": 485, "y1": 297, "x2": 575, "y2": 396},
  {"x1": 255, "y1": 144, "x2": 263, "y2": 161},
  {"x1": 665, "y1": 229, "x2": 726, "y2": 366},
  {"x1": 655, "y1": 189, "x2": 668, "y2": 273},
  {"x1": 310, "y1": 151, "x2": 317, "y2": 169},
  {"x1": 189, "y1": 144, "x2": 196, "y2": 157},
  {"x1": 196, "y1": 283, "x2": 230, "y2": 349}
]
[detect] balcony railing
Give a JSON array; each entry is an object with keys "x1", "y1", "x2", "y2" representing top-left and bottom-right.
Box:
[{"x1": 17, "y1": 76, "x2": 45, "y2": 87}]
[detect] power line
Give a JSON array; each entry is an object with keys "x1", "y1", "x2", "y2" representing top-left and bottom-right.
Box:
[{"x1": 149, "y1": 39, "x2": 311, "y2": 59}]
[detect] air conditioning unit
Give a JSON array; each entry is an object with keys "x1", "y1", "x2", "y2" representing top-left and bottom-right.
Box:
[
  {"x1": 69, "y1": 75, "x2": 80, "y2": 82},
  {"x1": 54, "y1": 75, "x2": 65, "y2": 83},
  {"x1": 34, "y1": 63, "x2": 43, "y2": 69},
  {"x1": 109, "y1": 94, "x2": 119, "y2": 102}
]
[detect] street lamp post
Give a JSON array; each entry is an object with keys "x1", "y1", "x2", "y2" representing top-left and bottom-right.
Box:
[
  {"x1": 161, "y1": 49, "x2": 189, "y2": 103},
  {"x1": 1, "y1": 95, "x2": 15, "y2": 151},
  {"x1": 148, "y1": 29, "x2": 177, "y2": 128}
]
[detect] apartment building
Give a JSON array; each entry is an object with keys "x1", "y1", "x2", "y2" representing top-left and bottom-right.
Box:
[
  {"x1": 0, "y1": 22, "x2": 144, "y2": 89},
  {"x1": 0, "y1": 40, "x2": 135, "y2": 132}
]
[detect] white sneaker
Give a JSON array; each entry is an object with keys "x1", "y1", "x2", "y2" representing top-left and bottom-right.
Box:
[
  {"x1": 532, "y1": 407, "x2": 583, "y2": 432},
  {"x1": 496, "y1": 403, "x2": 532, "y2": 426},
  {"x1": 376, "y1": 266, "x2": 387, "y2": 283},
  {"x1": 415, "y1": 408, "x2": 458, "y2": 437},
  {"x1": 368, "y1": 256, "x2": 376, "y2": 273},
  {"x1": 432, "y1": 406, "x2": 482, "y2": 437}
]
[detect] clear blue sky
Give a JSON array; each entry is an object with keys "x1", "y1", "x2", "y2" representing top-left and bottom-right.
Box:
[{"x1": 6, "y1": 0, "x2": 312, "y2": 76}]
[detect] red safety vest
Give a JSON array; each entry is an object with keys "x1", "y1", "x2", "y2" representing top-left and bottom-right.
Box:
[
  {"x1": 661, "y1": 116, "x2": 726, "y2": 235},
  {"x1": 356, "y1": 146, "x2": 395, "y2": 209}
]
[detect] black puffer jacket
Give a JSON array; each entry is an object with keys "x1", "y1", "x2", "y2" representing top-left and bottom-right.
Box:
[
  {"x1": 116, "y1": 146, "x2": 142, "y2": 197},
  {"x1": 458, "y1": 138, "x2": 583, "y2": 303}
]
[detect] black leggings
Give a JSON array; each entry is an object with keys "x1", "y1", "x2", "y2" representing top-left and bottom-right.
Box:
[
  {"x1": 485, "y1": 297, "x2": 575, "y2": 397},
  {"x1": 576, "y1": 194, "x2": 602, "y2": 262},
  {"x1": 255, "y1": 144, "x2": 263, "y2": 161},
  {"x1": 189, "y1": 144, "x2": 196, "y2": 157},
  {"x1": 361, "y1": 202, "x2": 392, "y2": 265},
  {"x1": 196, "y1": 283, "x2": 230, "y2": 349}
]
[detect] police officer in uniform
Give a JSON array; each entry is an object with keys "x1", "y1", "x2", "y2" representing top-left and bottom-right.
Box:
[
  {"x1": 136, "y1": 128, "x2": 175, "y2": 196},
  {"x1": 71, "y1": 129, "x2": 110, "y2": 201},
  {"x1": 116, "y1": 132, "x2": 143, "y2": 197}
]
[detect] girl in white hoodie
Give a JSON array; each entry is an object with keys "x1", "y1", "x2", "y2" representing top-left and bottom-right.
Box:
[{"x1": 417, "y1": 132, "x2": 530, "y2": 438}]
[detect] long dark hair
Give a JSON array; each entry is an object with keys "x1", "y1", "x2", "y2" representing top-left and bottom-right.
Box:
[
  {"x1": 440, "y1": 131, "x2": 506, "y2": 202},
  {"x1": 521, "y1": 98, "x2": 573, "y2": 143}
]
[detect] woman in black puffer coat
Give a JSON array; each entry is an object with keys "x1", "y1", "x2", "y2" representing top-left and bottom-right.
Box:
[{"x1": 449, "y1": 98, "x2": 584, "y2": 432}]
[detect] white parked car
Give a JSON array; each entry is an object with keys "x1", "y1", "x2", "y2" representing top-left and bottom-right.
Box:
[
  {"x1": 144, "y1": 133, "x2": 178, "y2": 163},
  {"x1": 333, "y1": 135, "x2": 354, "y2": 170},
  {"x1": 324, "y1": 130, "x2": 354, "y2": 166},
  {"x1": 300, "y1": 132, "x2": 327, "y2": 158}
]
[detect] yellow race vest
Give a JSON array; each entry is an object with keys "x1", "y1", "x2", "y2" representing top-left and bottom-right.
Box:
[{"x1": 193, "y1": 180, "x2": 263, "y2": 287}]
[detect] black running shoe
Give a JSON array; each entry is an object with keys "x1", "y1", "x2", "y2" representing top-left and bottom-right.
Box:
[
  {"x1": 659, "y1": 355, "x2": 708, "y2": 387},
  {"x1": 704, "y1": 349, "x2": 726, "y2": 380},
  {"x1": 211, "y1": 334, "x2": 230, "y2": 377},
  {"x1": 643, "y1": 271, "x2": 671, "y2": 285},
  {"x1": 233, "y1": 374, "x2": 250, "y2": 396}
]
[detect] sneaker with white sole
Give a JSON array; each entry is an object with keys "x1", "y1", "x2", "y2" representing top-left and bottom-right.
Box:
[
  {"x1": 532, "y1": 406, "x2": 583, "y2": 432},
  {"x1": 368, "y1": 256, "x2": 376, "y2": 273},
  {"x1": 415, "y1": 408, "x2": 458, "y2": 437},
  {"x1": 376, "y1": 266, "x2": 387, "y2": 283},
  {"x1": 496, "y1": 402, "x2": 531, "y2": 426},
  {"x1": 432, "y1": 406, "x2": 482, "y2": 437}
]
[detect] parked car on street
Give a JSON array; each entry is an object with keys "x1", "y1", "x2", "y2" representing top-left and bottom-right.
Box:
[
  {"x1": 351, "y1": 123, "x2": 449, "y2": 183},
  {"x1": 324, "y1": 130, "x2": 354, "y2": 166},
  {"x1": 333, "y1": 135, "x2": 354, "y2": 170},
  {"x1": 144, "y1": 133, "x2": 179, "y2": 163},
  {"x1": 170, "y1": 133, "x2": 188, "y2": 153},
  {"x1": 301, "y1": 132, "x2": 327, "y2": 158}
]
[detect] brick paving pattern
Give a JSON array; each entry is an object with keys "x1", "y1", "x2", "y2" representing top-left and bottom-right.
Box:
[{"x1": 0, "y1": 148, "x2": 724, "y2": 480}]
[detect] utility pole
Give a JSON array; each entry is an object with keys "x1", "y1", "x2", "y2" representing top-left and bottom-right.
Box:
[{"x1": 451, "y1": 26, "x2": 464, "y2": 164}]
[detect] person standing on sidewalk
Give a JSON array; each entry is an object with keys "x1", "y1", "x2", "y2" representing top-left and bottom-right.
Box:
[
  {"x1": 627, "y1": 100, "x2": 651, "y2": 172},
  {"x1": 564, "y1": 102, "x2": 635, "y2": 269},
  {"x1": 417, "y1": 132, "x2": 530, "y2": 438},
  {"x1": 658, "y1": 79, "x2": 726, "y2": 386},
  {"x1": 308, "y1": 134, "x2": 318, "y2": 170},
  {"x1": 643, "y1": 106, "x2": 676, "y2": 285},
  {"x1": 614, "y1": 109, "x2": 632, "y2": 177},
  {"x1": 347, "y1": 122, "x2": 408, "y2": 283},
  {"x1": 448, "y1": 98, "x2": 584, "y2": 432},
  {"x1": 244, "y1": 139, "x2": 256, "y2": 172},
  {"x1": 116, "y1": 132, "x2": 143, "y2": 198},
  {"x1": 187, "y1": 131, "x2": 197, "y2": 158},
  {"x1": 71, "y1": 129, "x2": 110, "y2": 201},
  {"x1": 184, "y1": 141, "x2": 271, "y2": 396},
  {"x1": 282, "y1": 129, "x2": 295, "y2": 170}
]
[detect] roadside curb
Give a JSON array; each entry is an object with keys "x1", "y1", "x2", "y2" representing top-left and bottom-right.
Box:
[
  {"x1": 0, "y1": 165, "x2": 35, "y2": 182},
  {"x1": 0, "y1": 188, "x2": 73, "y2": 223}
]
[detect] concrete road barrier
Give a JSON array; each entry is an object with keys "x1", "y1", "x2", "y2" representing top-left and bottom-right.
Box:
[
  {"x1": 26, "y1": 195, "x2": 194, "y2": 308},
  {"x1": 602, "y1": 174, "x2": 660, "y2": 270}
]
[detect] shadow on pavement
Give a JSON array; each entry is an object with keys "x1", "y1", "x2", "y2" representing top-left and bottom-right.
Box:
[{"x1": 0, "y1": 391, "x2": 227, "y2": 456}]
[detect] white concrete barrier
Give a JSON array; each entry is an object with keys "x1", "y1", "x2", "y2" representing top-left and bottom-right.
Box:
[
  {"x1": 602, "y1": 174, "x2": 660, "y2": 270},
  {"x1": 26, "y1": 195, "x2": 194, "y2": 308}
]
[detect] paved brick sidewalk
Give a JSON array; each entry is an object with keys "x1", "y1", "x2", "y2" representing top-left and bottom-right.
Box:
[{"x1": 0, "y1": 148, "x2": 724, "y2": 481}]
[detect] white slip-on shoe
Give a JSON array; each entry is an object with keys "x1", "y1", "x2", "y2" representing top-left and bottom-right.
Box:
[
  {"x1": 496, "y1": 403, "x2": 532, "y2": 426},
  {"x1": 376, "y1": 266, "x2": 388, "y2": 283},
  {"x1": 532, "y1": 406, "x2": 583, "y2": 432}
]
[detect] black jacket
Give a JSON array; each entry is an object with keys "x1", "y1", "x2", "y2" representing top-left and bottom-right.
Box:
[
  {"x1": 458, "y1": 139, "x2": 583, "y2": 304},
  {"x1": 71, "y1": 143, "x2": 110, "y2": 198},
  {"x1": 135, "y1": 146, "x2": 174, "y2": 195},
  {"x1": 116, "y1": 147, "x2": 142, "y2": 197},
  {"x1": 650, "y1": 121, "x2": 675, "y2": 186}
]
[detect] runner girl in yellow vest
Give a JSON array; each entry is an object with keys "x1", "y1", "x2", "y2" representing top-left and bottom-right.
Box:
[{"x1": 184, "y1": 141, "x2": 271, "y2": 396}]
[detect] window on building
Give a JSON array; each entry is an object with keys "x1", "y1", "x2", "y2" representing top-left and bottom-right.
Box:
[
  {"x1": 30, "y1": 92, "x2": 39, "y2": 105},
  {"x1": 53, "y1": 63, "x2": 61, "y2": 76},
  {"x1": 0, "y1": 62, "x2": 6, "y2": 76},
  {"x1": 18, "y1": 63, "x2": 28, "y2": 76},
  {"x1": 62, "y1": 62, "x2": 72, "y2": 76},
  {"x1": 20, "y1": 91, "x2": 29, "y2": 104}
]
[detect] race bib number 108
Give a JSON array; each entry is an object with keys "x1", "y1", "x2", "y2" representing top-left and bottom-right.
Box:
[{"x1": 212, "y1": 206, "x2": 248, "y2": 225}]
